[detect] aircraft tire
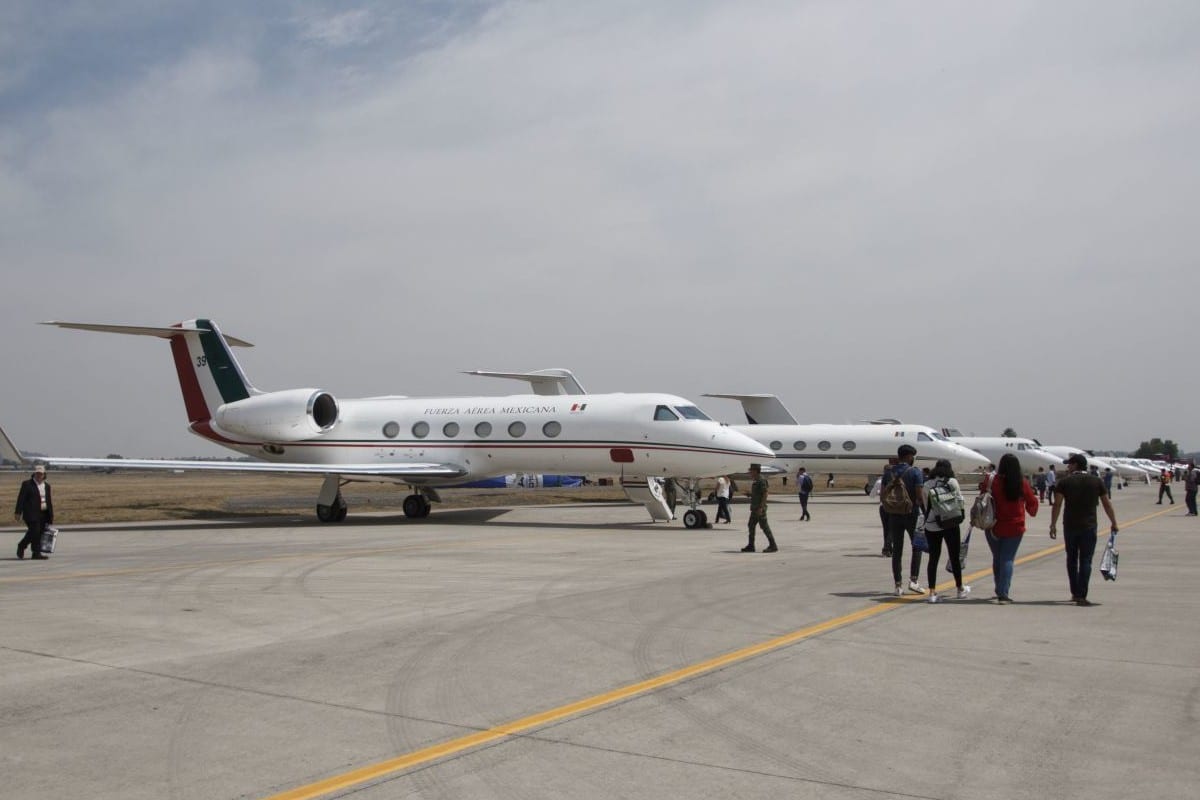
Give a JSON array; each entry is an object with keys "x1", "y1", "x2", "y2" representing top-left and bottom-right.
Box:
[
  {"x1": 317, "y1": 492, "x2": 348, "y2": 523},
  {"x1": 682, "y1": 509, "x2": 701, "y2": 529},
  {"x1": 696, "y1": 509, "x2": 708, "y2": 528},
  {"x1": 403, "y1": 494, "x2": 428, "y2": 519}
]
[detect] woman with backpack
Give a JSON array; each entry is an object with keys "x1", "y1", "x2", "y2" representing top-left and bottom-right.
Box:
[
  {"x1": 985, "y1": 453, "x2": 1039, "y2": 603},
  {"x1": 923, "y1": 459, "x2": 970, "y2": 603}
]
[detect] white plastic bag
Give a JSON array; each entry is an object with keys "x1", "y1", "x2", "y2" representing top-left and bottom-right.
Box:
[{"x1": 1100, "y1": 531, "x2": 1118, "y2": 581}]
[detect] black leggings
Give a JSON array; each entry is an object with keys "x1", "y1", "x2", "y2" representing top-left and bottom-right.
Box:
[{"x1": 926, "y1": 524, "x2": 964, "y2": 590}]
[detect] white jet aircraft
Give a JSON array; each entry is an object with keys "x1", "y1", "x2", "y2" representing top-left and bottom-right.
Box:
[
  {"x1": 1034, "y1": 445, "x2": 1142, "y2": 483},
  {"x1": 702, "y1": 395, "x2": 992, "y2": 481},
  {"x1": 937, "y1": 428, "x2": 1062, "y2": 474},
  {"x1": 3, "y1": 319, "x2": 772, "y2": 525}
]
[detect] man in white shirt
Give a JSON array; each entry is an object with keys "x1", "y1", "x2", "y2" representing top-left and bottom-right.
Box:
[{"x1": 714, "y1": 475, "x2": 732, "y2": 523}]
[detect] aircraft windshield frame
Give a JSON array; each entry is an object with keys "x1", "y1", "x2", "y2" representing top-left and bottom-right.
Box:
[
  {"x1": 654, "y1": 405, "x2": 680, "y2": 421},
  {"x1": 673, "y1": 405, "x2": 711, "y2": 421}
]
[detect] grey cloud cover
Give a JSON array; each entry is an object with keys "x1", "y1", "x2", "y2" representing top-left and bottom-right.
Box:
[{"x1": 2, "y1": 0, "x2": 1198, "y2": 457}]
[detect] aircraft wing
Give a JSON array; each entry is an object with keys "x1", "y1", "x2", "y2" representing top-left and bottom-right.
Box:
[
  {"x1": 1, "y1": 424, "x2": 465, "y2": 479},
  {"x1": 18, "y1": 456, "x2": 468, "y2": 479}
]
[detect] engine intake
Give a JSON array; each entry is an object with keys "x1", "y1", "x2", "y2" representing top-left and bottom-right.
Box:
[{"x1": 215, "y1": 388, "x2": 340, "y2": 442}]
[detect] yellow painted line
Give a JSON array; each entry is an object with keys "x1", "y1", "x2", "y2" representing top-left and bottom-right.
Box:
[
  {"x1": 262, "y1": 602, "x2": 904, "y2": 800},
  {"x1": 263, "y1": 503, "x2": 1175, "y2": 799}
]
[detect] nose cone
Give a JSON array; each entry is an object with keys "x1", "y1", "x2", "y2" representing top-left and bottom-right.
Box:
[
  {"x1": 953, "y1": 445, "x2": 992, "y2": 473},
  {"x1": 713, "y1": 426, "x2": 775, "y2": 473}
]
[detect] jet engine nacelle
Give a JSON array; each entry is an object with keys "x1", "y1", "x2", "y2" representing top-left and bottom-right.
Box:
[{"x1": 214, "y1": 388, "x2": 339, "y2": 442}]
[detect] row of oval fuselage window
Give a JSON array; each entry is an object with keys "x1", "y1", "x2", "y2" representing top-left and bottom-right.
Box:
[
  {"x1": 382, "y1": 420, "x2": 563, "y2": 440},
  {"x1": 379, "y1": 420, "x2": 854, "y2": 452},
  {"x1": 773, "y1": 440, "x2": 856, "y2": 451}
]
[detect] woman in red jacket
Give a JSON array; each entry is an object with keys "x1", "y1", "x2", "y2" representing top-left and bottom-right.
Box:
[{"x1": 985, "y1": 453, "x2": 1038, "y2": 603}]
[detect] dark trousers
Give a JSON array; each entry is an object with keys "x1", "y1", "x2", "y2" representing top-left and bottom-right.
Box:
[
  {"x1": 885, "y1": 511, "x2": 922, "y2": 584},
  {"x1": 18, "y1": 515, "x2": 46, "y2": 557},
  {"x1": 798, "y1": 492, "x2": 810, "y2": 520},
  {"x1": 1186, "y1": 489, "x2": 1197, "y2": 515},
  {"x1": 715, "y1": 496, "x2": 731, "y2": 523},
  {"x1": 747, "y1": 511, "x2": 776, "y2": 549},
  {"x1": 926, "y1": 525, "x2": 964, "y2": 590},
  {"x1": 1158, "y1": 483, "x2": 1174, "y2": 503},
  {"x1": 879, "y1": 506, "x2": 889, "y2": 547},
  {"x1": 1063, "y1": 526, "x2": 1098, "y2": 600}
]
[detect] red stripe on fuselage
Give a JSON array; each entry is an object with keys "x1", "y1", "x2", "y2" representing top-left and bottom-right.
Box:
[{"x1": 170, "y1": 331, "x2": 210, "y2": 423}]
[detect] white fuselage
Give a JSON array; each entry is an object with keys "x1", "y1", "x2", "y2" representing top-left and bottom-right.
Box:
[
  {"x1": 728, "y1": 423, "x2": 991, "y2": 477},
  {"x1": 942, "y1": 436, "x2": 1062, "y2": 475},
  {"x1": 1038, "y1": 447, "x2": 1134, "y2": 481},
  {"x1": 196, "y1": 392, "x2": 772, "y2": 484}
]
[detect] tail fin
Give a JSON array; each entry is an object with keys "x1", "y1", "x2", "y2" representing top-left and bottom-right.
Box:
[
  {"x1": 463, "y1": 368, "x2": 586, "y2": 395},
  {"x1": 701, "y1": 393, "x2": 798, "y2": 425},
  {"x1": 42, "y1": 319, "x2": 257, "y2": 423}
]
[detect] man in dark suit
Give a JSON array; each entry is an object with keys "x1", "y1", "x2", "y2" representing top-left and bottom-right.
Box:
[{"x1": 14, "y1": 464, "x2": 53, "y2": 559}]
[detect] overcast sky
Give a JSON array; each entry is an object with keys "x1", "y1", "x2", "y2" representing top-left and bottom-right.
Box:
[{"x1": 2, "y1": 0, "x2": 1197, "y2": 458}]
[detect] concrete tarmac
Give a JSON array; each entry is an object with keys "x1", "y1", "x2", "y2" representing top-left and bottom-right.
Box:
[{"x1": 0, "y1": 483, "x2": 1196, "y2": 799}]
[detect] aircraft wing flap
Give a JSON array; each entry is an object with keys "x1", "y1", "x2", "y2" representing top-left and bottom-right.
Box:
[{"x1": 24, "y1": 456, "x2": 467, "y2": 479}]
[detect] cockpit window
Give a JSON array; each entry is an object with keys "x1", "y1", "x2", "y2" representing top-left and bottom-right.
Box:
[
  {"x1": 917, "y1": 432, "x2": 932, "y2": 442},
  {"x1": 674, "y1": 405, "x2": 711, "y2": 421},
  {"x1": 931, "y1": 432, "x2": 949, "y2": 441},
  {"x1": 654, "y1": 405, "x2": 679, "y2": 421}
]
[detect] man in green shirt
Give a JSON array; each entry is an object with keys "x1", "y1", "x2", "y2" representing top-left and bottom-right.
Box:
[{"x1": 742, "y1": 464, "x2": 778, "y2": 553}]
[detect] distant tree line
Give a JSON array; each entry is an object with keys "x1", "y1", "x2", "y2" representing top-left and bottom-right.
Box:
[{"x1": 1135, "y1": 438, "x2": 1181, "y2": 461}]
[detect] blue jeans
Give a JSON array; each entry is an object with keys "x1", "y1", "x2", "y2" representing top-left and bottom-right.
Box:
[
  {"x1": 1063, "y1": 526, "x2": 1097, "y2": 600},
  {"x1": 985, "y1": 532, "x2": 1023, "y2": 598}
]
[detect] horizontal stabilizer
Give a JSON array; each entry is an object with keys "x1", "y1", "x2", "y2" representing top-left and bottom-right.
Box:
[
  {"x1": 41, "y1": 321, "x2": 254, "y2": 348},
  {"x1": 465, "y1": 368, "x2": 586, "y2": 396},
  {"x1": 702, "y1": 394, "x2": 798, "y2": 425}
]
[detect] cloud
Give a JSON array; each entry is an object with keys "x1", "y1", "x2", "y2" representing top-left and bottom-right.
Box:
[{"x1": 2, "y1": 1, "x2": 1199, "y2": 456}]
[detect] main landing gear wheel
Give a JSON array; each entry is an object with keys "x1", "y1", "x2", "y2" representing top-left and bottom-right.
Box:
[
  {"x1": 403, "y1": 494, "x2": 432, "y2": 519},
  {"x1": 682, "y1": 509, "x2": 708, "y2": 529},
  {"x1": 316, "y1": 492, "x2": 348, "y2": 523}
]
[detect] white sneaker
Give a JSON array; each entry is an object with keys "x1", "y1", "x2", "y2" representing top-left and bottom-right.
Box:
[
  {"x1": 928, "y1": 593, "x2": 941, "y2": 604},
  {"x1": 895, "y1": 583, "x2": 903, "y2": 596},
  {"x1": 908, "y1": 580, "x2": 925, "y2": 594},
  {"x1": 956, "y1": 585, "x2": 972, "y2": 600}
]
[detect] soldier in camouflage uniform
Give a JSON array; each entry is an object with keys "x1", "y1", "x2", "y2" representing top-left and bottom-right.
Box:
[{"x1": 742, "y1": 464, "x2": 778, "y2": 553}]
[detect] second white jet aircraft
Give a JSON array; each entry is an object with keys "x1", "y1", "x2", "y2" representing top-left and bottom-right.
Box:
[{"x1": 704, "y1": 395, "x2": 992, "y2": 480}]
